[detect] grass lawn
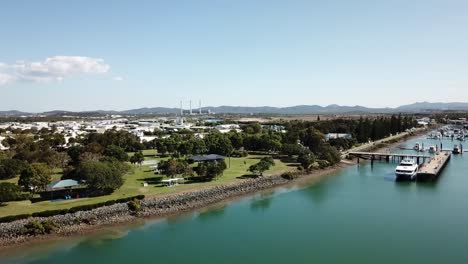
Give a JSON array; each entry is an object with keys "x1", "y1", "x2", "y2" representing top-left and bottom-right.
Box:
[{"x1": 0, "y1": 155, "x2": 295, "y2": 217}]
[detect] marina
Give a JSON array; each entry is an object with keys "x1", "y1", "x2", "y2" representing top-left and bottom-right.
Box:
[{"x1": 348, "y1": 129, "x2": 460, "y2": 182}]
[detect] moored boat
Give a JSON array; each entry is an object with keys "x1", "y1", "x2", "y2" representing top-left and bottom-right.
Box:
[
  {"x1": 395, "y1": 158, "x2": 419, "y2": 181},
  {"x1": 453, "y1": 145, "x2": 461, "y2": 154}
]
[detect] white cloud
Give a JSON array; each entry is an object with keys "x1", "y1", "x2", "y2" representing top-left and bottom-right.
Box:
[
  {"x1": 0, "y1": 56, "x2": 110, "y2": 85},
  {"x1": 113, "y1": 76, "x2": 124, "y2": 81},
  {"x1": 0, "y1": 73, "x2": 16, "y2": 85}
]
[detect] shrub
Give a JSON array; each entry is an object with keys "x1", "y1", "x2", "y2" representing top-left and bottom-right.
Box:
[
  {"x1": 41, "y1": 220, "x2": 58, "y2": 234},
  {"x1": 317, "y1": 160, "x2": 330, "y2": 169},
  {"x1": 135, "y1": 195, "x2": 145, "y2": 200},
  {"x1": 0, "y1": 182, "x2": 27, "y2": 204},
  {"x1": 127, "y1": 199, "x2": 141, "y2": 213},
  {"x1": 0, "y1": 214, "x2": 31, "y2": 223},
  {"x1": 32, "y1": 209, "x2": 69, "y2": 218},
  {"x1": 281, "y1": 172, "x2": 297, "y2": 180},
  {"x1": 23, "y1": 220, "x2": 45, "y2": 236}
]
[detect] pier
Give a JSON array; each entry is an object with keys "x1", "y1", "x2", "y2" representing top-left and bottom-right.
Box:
[
  {"x1": 348, "y1": 151, "x2": 451, "y2": 181},
  {"x1": 348, "y1": 152, "x2": 431, "y2": 165},
  {"x1": 417, "y1": 152, "x2": 452, "y2": 181}
]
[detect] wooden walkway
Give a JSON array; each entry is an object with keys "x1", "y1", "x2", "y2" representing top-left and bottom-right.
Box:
[
  {"x1": 347, "y1": 151, "x2": 432, "y2": 166},
  {"x1": 348, "y1": 152, "x2": 431, "y2": 159}
]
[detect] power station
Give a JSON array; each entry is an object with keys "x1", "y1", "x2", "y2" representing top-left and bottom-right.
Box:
[{"x1": 178, "y1": 100, "x2": 210, "y2": 116}]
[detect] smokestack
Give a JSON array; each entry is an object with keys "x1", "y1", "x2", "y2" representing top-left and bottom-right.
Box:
[
  {"x1": 199, "y1": 100, "x2": 202, "y2": 115},
  {"x1": 180, "y1": 101, "x2": 183, "y2": 116},
  {"x1": 190, "y1": 100, "x2": 192, "y2": 115}
]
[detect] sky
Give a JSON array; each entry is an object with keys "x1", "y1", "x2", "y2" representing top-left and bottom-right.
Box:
[{"x1": 1, "y1": 0, "x2": 468, "y2": 112}]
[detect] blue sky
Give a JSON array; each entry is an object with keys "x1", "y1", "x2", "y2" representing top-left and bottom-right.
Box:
[{"x1": 1, "y1": 0, "x2": 467, "y2": 112}]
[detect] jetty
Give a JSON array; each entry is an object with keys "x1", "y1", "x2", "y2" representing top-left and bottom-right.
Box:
[
  {"x1": 348, "y1": 151, "x2": 451, "y2": 181},
  {"x1": 417, "y1": 152, "x2": 452, "y2": 181},
  {"x1": 348, "y1": 152, "x2": 431, "y2": 165}
]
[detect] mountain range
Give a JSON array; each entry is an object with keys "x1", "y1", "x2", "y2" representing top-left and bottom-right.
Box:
[{"x1": 1, "y1": 102, "x2": 468, "y2": 117}]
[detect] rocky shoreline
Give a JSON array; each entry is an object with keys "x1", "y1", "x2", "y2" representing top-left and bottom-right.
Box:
[{"x1": 0, "y1": 167, "x2": 341, "y2": 248}]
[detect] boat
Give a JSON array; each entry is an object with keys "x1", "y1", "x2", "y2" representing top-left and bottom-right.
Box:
[
  {"x1": 419, "y1": 143, "x2": 426, "y2": 152},
  {"x1": 453, "y1": 145, "x2": 461, "y2": 154},
  {"x1": 428, "y1": 146, "x2": 437, "y2": 153},
  {"x1": 413, "y1": 143, "x2": 421, "y2": 151},
  {"x1": 395, "y1": 158, "x2": 419, "y2": 181},
  {"x1": 427, "y1": 132, "x2": 442, "y2": 140}
]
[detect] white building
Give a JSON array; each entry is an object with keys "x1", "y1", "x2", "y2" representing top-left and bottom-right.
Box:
[{"x1": 0, "y1": 136, "x2": 9, "y2": 150}]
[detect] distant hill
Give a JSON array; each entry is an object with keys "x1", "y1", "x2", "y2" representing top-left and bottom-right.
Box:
[
  {"x1": 0, "y1": 110, "x2": 32, "y2": 116},
  {"x1": 397, "y1": 102, "x2": 468, "y2": 112},
  {"x1": 122, "y1": 107, "x2": 181, "y2": 115},
  {"x1": 191, "y1": 105, "x2": 391, "y2": 114},
  {"x1": 120, "y1": 105, "x2": 391, "y2": 115},
  {"x1": 2, "y1": 102, "x2": 468, "y2": 116}
]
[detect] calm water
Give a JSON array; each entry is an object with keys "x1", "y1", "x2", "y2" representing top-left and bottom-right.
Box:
[{"x1": 2, "y1": 136, "x2": 468, "y2": 264}]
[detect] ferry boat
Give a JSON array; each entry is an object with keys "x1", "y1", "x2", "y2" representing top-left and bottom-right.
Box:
[
  {"x1": 453, "y1": 145, "x2": 461, "y2": 154},
  {"x1": 395, "y1": 158, "x2": 419, "y2": 181}
]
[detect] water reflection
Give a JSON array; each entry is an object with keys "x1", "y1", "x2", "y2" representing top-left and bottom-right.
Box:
[
  {"x1": 250, "y1": 192, "x2": 274, "y2": 211},
  {"x1": 198, "y1": 205, "x2": 227, "y2": 220},
  {"x1": 300, "y1": 180, "x2": 330, "y2": 204}
]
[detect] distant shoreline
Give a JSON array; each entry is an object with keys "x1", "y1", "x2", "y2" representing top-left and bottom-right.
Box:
[{"x1": 0, "y1": 129, "x2": 428, "y2": 251}]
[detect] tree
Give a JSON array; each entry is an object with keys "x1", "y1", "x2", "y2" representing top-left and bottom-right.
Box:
[
  {"x1": 191, "y1": 138, "x2": 207, "y2": 154},
  {"x1": 67, "y1": 145, "x2": 84, "y2": 166},
  {"x1": 297, "y1": 149, "x2": 316, "y2": 169},
  {"x1": 300, "y1": 128, "x2": 325, "y2": 154},
  {"x1": 206, "y1": 160, "x2": 227, "y2": 179},
  {"x1": 0, "y1": 183, "x2": 24, "y2": 204},
  {"x1": 227, "y1": 131, "x2": 244, "y2": 149},
  {"x1": 18, "y1": 163, "x2": 51, "y2": 193},
  {"x1": 204, "y1": 132, "x2": 233, "y2": 156},
  {"x1": 178, "y1": 140, "x2": 194, "y2": 156},
  {"x1": 243, "y1": 123, "x2": 263, "y2": 134},
  {"x1": 0, "y1": 159, "x2": 26, "y2": 180},
  {"x1": 196, "y1": 160, "x2": 227, "y2": 179},
  {"x1": 130, "y1": 150, "x2": 145, "y2": 165},
  {"x1": 259, "y1": 157, "x2": 275, "y2": 167},
  {"x1": 248, "y1": 158, "x2": 274, "y2": 176},
  {"x1": 104, "y1": 145, "x2": 129, "y2": 162},
  {"x1": 281, "y1": 143, "x2": 304, "y2": 157},
  {"x1": 43, "y1": 150, "x2": 69, "y2": 168},
  {"x1": 318, "y1": 144, "x2": 341, "y2": 165},
  {"x1": 75, "y1": 160, "x2": 124, "y2": 194},
  {"x1": 158, "y1": 159, "x2": 180, "y2": 178}
]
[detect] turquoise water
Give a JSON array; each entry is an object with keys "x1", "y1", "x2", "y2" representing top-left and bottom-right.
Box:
[{"x1": 2, "y1": 136, "x2": 468, "y2": 264}]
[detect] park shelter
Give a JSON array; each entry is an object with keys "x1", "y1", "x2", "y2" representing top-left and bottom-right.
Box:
[
  {"x1": 44, "y1": 179, "x2": 83, "y2": 201},
  {"x1": 46, "y1": 179, "x2": 81, "y2": 191},
  {"x1": 188, "y1": 154, "x2": 226, "y2": 162}
]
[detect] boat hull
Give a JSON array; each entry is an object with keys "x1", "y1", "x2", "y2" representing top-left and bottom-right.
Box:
[{"x1": 395, "y1": 172, "x2": 417, "y2": 181}]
